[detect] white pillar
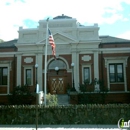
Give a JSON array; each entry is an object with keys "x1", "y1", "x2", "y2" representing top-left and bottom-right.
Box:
[
  {"x1": 7, "y1": 64, "x2": 10, "y2": 94},
  {"x1": 123, "y1": 62, "x2": 127, "y2": 92},
  {"x1": 94, "y1": 51, "x2": 99, "y2": 91},
  {"x1": 16, "y1": 54, "x2": 21, "y2": 86},
  {"x1": 36, "y1": 54, "x2": 43, "y2": 91},
  {"x1": 76, "y1": 52, "x2": 79, "y2": 91},
  {"x1": 72, "y1": 51, "x2": 79, "y2": 91}
]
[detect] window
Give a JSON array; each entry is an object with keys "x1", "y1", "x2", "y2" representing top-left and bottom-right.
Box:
[
  {"x1": 83, "y1": 67, "x2": 90, "y2": 83},
  {"x1": 25, "y1": 69, "x2": 32, "y2": 85},
  {"x1": 24, "y1": 67, "x2": 33, "y2": 86},
  {"x1": 0, "y1": 67, "x2": 8, "y2": 85},
  {"x1": 109, "y1": 63, "x2": 124, "y2": 83},
  {"x1": 48, "y1": 59, "x2": 66, "y2": 69}
]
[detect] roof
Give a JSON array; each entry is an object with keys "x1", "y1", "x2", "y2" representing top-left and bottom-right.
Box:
[
  {"x1": 53, "y1": 14, "x2": 72, "y2": 19},
  {"x1": 99, "y1": 36, "x2": 130, "y2": 44},
  {"x1": 0, "y1": 39, "x2": 17, "y2": 48}
]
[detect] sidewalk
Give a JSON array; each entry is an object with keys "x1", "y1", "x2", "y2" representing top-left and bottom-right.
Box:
[{"x1": 0, "y1": 124, "x2": 121, "y2": 130}]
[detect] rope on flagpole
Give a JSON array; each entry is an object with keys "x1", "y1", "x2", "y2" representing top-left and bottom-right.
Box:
[{"x1": 44, "y1": 18, "x2": 49, "y2": 106}]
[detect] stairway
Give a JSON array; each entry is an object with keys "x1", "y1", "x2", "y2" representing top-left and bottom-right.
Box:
[{"x1": 57, "y1": 94, "x2": 70, "y2": 106}]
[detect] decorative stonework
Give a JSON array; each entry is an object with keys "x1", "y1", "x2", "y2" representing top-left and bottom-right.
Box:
[
  {"x1": 82, "y1": 55, "x2": 91, "y2": 61},
  {"x1": 24, "y1": 57, "x2": 33, "y2": 63},
  {"x1": 43, "y1": 23, "x2": 73, "y2": 28},
  {"x1": 104, "y1": 56, "x2": 128, "y2": 68}
]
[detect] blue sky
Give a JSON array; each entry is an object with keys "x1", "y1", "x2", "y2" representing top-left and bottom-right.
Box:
[{"x1": 0, "y1": 0, "x2": 130, "y2": 41}]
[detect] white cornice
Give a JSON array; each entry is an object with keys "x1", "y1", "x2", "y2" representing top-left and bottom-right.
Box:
[
  {"x1": 18, "y1": 28, "x2": 38, "y2": 32},
  {"x1": 78, "y1": 40, "x2": 101, "y2": 43},
  {"x1": 104, "y1": 56, "x2": 129, "y2": 67},
  {"x1": 99, "y1": 48, "x2": 130, "y2": 51},
  {"x1": 0, "y1": 53, "x2": 16, "y2": 57},
  {"x1": 39, "y1": 18, "x2": 77, "y2": 23}
]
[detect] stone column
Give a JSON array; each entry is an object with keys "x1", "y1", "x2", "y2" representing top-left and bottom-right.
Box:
[
  {"x1": 94, "y1": 51, "x2": 99, "y2": 91},
  {"x1": 16, "y1": 54, "x2": 21, "y2": 86},
  {"x1": 71, "y1": 51, "x2": 79, "y2": 91},
  {"x1": 36, "y1": 54, "x2": 43, "y2": 91}
]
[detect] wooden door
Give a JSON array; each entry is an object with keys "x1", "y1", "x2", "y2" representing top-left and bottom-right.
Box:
[{"x1": 49, "y1": 77, "x2": 66, "y2": 94}]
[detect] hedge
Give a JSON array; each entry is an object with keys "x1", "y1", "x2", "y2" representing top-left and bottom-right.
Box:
[{"x1": 0, "y1": 104, "x2": 130, "y2": 125}]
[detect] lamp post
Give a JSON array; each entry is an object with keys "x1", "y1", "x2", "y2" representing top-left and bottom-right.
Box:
[
  {"x1": 71, "y1": 63, "x2": 76, "y2": 91},
  {"x1": 35, "y1": 64, "x2": 38, "y2": 130},
  {"x1": 55, "y1": 66, "x2": 59, "y2": 75}
]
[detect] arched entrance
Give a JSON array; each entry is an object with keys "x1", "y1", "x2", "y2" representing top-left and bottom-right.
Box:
[{"x1": 47, "y1": 59, "x2": 67, "y2": 94}]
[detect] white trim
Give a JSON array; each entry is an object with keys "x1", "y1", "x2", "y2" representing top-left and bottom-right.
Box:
[
  {"x1": 104, "y1": 56, "x2": 128, "y2": 67},
  {"x1": 37, "y1": 54, "x2": 43, "y2": 91},
  {"x1": 7, "y1": 65, "x2": 10, "y2": 94},
  {"x1": 47, "y1": 56, "x2": 70, "y2": 71},
  {"x1": 36, "y1": 32, "x2": 78, "y2": 44},
  {"x1": 94, "y1": 51, "x2": 99, "y2": 80},
  {"x1": 107, "y1": 63, "x2": 110, "y2": 91},
  {"x1": 23, "y1": 66, "x2": 33, "y2": 86},
  {"x1": 0, "y1": 64, "x2": 10, "y2": 95},
  {"x1": 104, "y1": 56, "x2": 128, "y2": 92},
  {"x1": 16, "y1": 55, "x2": 21, "y2": 86},
  {"x1": 76, "y1": 52, "x2": 79, "y2": 90},
  {"x1": 100, "y1": 48, "x2": 130, "y2": 52},
  {"x1": 0, "y1": 54, "x2": 15, "y2": 57}
]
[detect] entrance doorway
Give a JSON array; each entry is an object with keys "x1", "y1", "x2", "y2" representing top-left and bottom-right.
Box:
[
  {"x1": 49, "y1": 76, "x2": 66, "y2": 94},
  {"x1": 47, "y1": 59, "x2": 67, "y2": 94}
]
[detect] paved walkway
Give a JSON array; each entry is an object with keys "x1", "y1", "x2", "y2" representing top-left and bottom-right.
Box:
[{"x1": 0, "y1": 124, "x2": 121, "y2": 130}]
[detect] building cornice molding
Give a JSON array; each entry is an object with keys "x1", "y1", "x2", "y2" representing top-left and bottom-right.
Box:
[{"x1": 99, "y1": 48, "x2": 130, "y2": 52}]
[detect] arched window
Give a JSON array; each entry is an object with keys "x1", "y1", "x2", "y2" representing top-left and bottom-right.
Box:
[{"x1": 48, "y1": 59, "x2": 67, "y2": 70}]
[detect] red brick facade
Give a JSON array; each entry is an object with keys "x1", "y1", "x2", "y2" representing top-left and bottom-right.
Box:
[{"x1": 0, "y1": 36, "x2": 130, "y2": 104}]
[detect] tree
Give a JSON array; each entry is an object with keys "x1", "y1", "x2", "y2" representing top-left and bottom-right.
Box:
[{"x1": 0, "y1": 39, "x2": 4, "y2": 43}]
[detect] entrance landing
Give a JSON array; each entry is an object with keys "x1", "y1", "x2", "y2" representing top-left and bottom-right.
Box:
[{"x1": 57, "y1": 94, "x2": 70, "y2": 106}]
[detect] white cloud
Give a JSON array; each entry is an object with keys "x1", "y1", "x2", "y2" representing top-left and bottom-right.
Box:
[
  {"x1": 0, "y1": 0, "x2": 130, "y2": 41},
  {"x1": 117, "y1": 31, "x2": 130, "y2": 40}
]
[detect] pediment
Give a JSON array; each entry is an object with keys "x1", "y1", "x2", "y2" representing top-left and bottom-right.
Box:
[{"x1": 37, "y1": 32, "x2": 77, "y2": 44}]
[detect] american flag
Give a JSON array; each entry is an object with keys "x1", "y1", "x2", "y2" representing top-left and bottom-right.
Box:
[{"x1": 48, "y1": 29, "x2": 56, "y2": 58}]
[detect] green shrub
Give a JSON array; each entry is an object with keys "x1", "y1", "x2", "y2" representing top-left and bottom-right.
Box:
[
  {"x1": 46, "y1": 93, "x2": 58, "y2": 106},
  {"x1": 78, "y1": 79, "x2": 108, "y2": 104},
  {"x1": 8, "y1": 85, "x2": 34, "y2": 105}
]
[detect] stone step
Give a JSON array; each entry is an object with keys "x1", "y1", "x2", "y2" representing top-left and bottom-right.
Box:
[{"x1": 57, "y1": 94, "x2": 70, "y2": 105}]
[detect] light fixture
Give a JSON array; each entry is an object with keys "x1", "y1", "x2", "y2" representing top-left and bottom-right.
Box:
[
  {"x1": 55, "y1": 66, "x2": 59, "y2": 75},
  {"x1": 35, "y1": 64, "x2": 38, "y2": 68},
  {"x1": 71, "y1": 63, "x2": 75, "y2": 67}
]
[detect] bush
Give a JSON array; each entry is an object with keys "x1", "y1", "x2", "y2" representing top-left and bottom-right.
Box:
[
  {"x1": 8, "y1": 85, "x2": 34, "y2": 105},
  {"x1": 78, "y1": 79, "x2": 108, "y2": 104},
  {"x1": 79, "y1": 79, "x2": 108, "y2": 93},
  {"x1": 46, "y1": 93, "x2": 58, "y2": 106}
]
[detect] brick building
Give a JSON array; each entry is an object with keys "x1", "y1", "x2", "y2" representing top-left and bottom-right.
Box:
[{"x1": 0, "y1": 15, "x2": 130, "y2": 104}]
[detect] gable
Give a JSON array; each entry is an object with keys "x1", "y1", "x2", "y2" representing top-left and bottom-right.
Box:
[{"x1": 37, "y1": 32, "x2": 77, "y2": 44}]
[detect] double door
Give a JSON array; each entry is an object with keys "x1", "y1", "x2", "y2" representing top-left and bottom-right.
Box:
[{"x1": 49, "y1": 76, "x2": 66, "y2": 94}]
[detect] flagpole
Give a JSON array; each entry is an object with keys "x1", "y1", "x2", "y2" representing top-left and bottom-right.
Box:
[{"x1": 44, "y1": 18, "x2": 49, "y2": 106}]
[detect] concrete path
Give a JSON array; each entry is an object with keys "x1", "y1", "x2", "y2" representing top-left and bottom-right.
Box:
[{"x1": 0, "y1": 124, "x2": 122, "y2": 130}]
